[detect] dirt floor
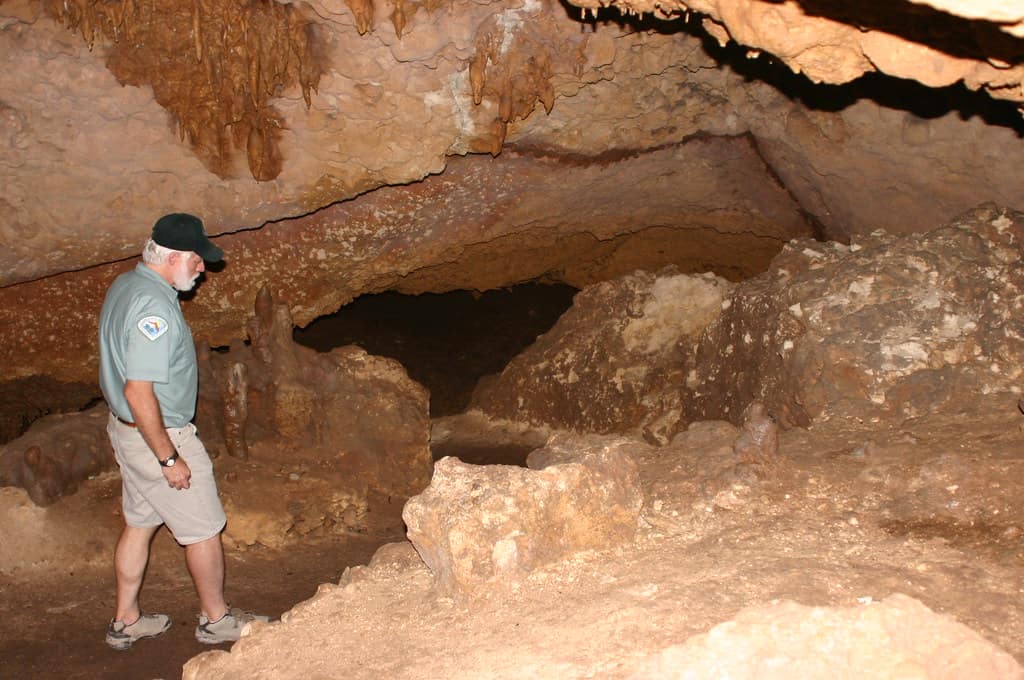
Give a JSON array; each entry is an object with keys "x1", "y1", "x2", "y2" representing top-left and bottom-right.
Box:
[
  {"x1": 181, "y1": 404, "x2": 1024, "y2": 679},
  {"x1": 0, "y1": 493, "x2": 401, "y2": 680},
  {"x1": 0, "y1": 419, "x2": 539, "y2": 680},
  {"x1": 4, "y1": 401, "x2": 1022, "y2": 679},
  {"x1": 0, "y1": 284, "x2": 572, "y2": 680}
]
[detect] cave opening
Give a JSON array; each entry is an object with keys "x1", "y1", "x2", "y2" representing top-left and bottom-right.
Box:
[{"x1": 292, "y1": 282, "x2": 579, "y2": 420}]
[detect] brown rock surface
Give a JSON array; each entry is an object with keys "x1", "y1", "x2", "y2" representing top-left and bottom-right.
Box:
[
  {"x1": 0, "y1": 405, "x2": 112, "y2": 506},
  {"x1": 629, "y1": 594, "x2": 1023, "y2": 680},
  {"x1": 0, "y1": 139, "x2": 808, "y2": 385},
  {"x1": 0, "y1": 286, "x2": 432, "y2": 555},
  {"x1": 403, "y1": 433, "x2": 642, "y2": 594},
  {"x1": 690, "y1": 203, "x2": 1024, "y2": 427},
  {"x1": 194, "y1": 286, "x2": 433, "y2": 546},
  {"x1": 5, "y1": 0, "x2": 1024, "y2": 676},
  {"x1": 561, "y1": 0, "x2": 1024, "y2": 104},
  {"x1": 470, "y1": 268, "x2": 734, "y2": 442},
  {"x1": 3, "y1": 0, "x2": 1024, "y2": 395},
  {"x1": 3, "y1": 225, "x2": 1024, "y2": 676},
  {"x1": 474, "y1": 204, "x2": 1024, "y2": 438},
  {"x1": 172, "y1": 403, "x2": 1024, "y2": 679},
  {"x1": 2, "y1": 0, "x2": 1023, "y2": 288}
]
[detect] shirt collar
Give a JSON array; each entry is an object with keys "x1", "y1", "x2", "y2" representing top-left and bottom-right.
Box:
[{"x1": 134, "y1": 262, "x2": 177, "y2": 300}]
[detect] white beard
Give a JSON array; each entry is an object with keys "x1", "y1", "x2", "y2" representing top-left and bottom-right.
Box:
[{"x1": 171, "y1": 266, "x2": 200, "y2": 292}]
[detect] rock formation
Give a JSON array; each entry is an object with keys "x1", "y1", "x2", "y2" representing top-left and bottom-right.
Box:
[
  {"x1": 194, "y1": 285, "x2": 434, "y2": 543},
  {"x1": 4, "y1": 1, "x2": 1024, "y2": 675},
  {"x1": 629, "y1": 594, "x2": 1023, "y2": 680},
  {"x1": 692, "y1": 203, "x2": 1024, "y2": 428},
  {"x1": 0, "y1": 405, "x2": 112, "y2": 506},
  {"x1": 472, "y1": 204, "x2": 1024, "y2": 437},
  {"x1": 0, "y1": 285, "x2": 433, "y2": 542},
  {"x1": 2, "y1": 0, "x2": 1024, "y2": 411},
  {"x1": 469, "y1": 268, "x2": 735, "y2": 443},
  {"x1": 404, "y1": 433, "x2": 642, "y2": 594},
  {"x1": 177, "y1": 400, "x2": 1024, "y2": 678}
]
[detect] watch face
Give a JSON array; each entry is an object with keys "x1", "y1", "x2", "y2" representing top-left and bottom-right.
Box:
[{"x1": 165, "y1": 458, "x2": 175, "y2": 467}]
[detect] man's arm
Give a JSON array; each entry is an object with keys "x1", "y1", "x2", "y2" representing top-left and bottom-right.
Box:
[{"x1": 124, "y1": 379, "x2": 192, "y2": 490}]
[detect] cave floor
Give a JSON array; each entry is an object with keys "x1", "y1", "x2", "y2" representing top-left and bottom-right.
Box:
[
  {"x1": 3, "y1": 406, "x2": 1024, "y2": 679},
  {"x1": 0, "y1": 419, "x2": 541, "y2": 680},
  {"x1": 0, "y1": 531, "x2": 398, "y2": 680}
]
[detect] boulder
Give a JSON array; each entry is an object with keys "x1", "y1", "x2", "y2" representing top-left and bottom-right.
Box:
[
  {"x1": 0, "y1": 405, "x2": 112, "y2": 506},
  {"x1": 476, "y1": 204, "x2": 1024, "y2": 436},
  {"x1": 690, "y1": 204, "x2": 1024, "y2": 426},
  {"x1": 470, "y1": 269, "x2": 733, "y2": 443},
  {"x1": 628, "y1": 594, "x2": 1023, "y2": 680},
  {"x1": 403, "y1": 433, "x2": 643, "y2": 595}
]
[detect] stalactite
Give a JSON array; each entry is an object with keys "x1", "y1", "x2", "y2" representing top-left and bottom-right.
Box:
[
  {"x1": 345, "y1": 0, "x2": 375, "y2": 35},
  {"x1": 44, "y1": 0, "x2": 324, "y2": 182},
  {"x1": 463, "y1": 14, "x2": 586, "y2": 154}
]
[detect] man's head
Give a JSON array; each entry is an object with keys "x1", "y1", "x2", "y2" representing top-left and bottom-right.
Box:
[
  {"x1": 144, "y1": 213, "x2": 224, "y2": 292},
  {"x1": 151, "y1": 213, "x2": 224, "y2": 263}
]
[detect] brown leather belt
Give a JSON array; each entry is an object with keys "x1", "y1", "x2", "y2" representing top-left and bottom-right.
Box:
[{"x1": 114, "y1": 413, "x2": 137, "y2": 428}]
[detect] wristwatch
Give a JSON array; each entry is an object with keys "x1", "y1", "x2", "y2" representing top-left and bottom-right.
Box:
[{"x1": 159, "y1": 451, "x2": 180, "y2": 468}]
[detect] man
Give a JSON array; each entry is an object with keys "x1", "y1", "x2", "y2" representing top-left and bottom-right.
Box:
[{"x1": 99, "y1": 213, "x2": 267, "y2": 650}]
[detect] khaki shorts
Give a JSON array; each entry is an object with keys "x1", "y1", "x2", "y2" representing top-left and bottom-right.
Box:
[{"x1": 107, "y1": 414, "x2": 227, "y2": 545}]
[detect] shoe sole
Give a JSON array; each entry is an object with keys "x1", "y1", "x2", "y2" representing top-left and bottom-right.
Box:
[
  {"x1": 195, "y1": 631, "x2": 239, "y2": 645},
  {"x1": 105, "y1": 619, "x2": 172, "y2": 651},
  {"x1": 196, "y1": 624, "x2": 258, "y2": 645}
]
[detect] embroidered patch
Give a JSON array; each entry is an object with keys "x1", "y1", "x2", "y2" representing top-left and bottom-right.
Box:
[{"x1": 137, "y1": 316, "x2": 169, "y2": 341}]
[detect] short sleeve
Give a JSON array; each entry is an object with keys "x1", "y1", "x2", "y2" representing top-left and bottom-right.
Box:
[{"x1": 124, "y1": 310, "x2": 175, "y2": 384}]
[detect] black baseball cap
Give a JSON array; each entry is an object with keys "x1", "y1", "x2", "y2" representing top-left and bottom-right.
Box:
[{"x1": 152, "y1": 213, "x2": 224, "y2": 262}]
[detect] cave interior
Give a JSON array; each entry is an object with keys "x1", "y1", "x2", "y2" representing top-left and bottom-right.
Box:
[{"x1": 2, "y1": 0, "x2": 1024, "y2": 677}]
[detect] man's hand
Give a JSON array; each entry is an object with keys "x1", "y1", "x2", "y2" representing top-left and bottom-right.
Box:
[
  {"x1": 125, "y1": 379, "x2": 190, "y2": 489},
  {"x1": 162, "y1": 457, "x2": 192, "y2": 490}
]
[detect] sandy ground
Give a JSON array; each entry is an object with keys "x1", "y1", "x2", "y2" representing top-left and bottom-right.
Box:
[{"x1": 3, "y1": 400, "x2": 1023, "y2": 679}]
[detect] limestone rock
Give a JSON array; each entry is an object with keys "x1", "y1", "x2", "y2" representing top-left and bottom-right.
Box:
[
  {"x1": 473, "y1": 204, "x2": 1024, "y2": 436},
  {"x1": 690, "y1": 204, "x2": 1024, "y2": 426},
  {"x1": 470, "y1": 269, "x2": 733, "y2": 443},
  {"x1": 4, "y1": 0, "x2": 1024, "y2": 291},
  {"x1": 339, "y1": 540, "x2": 429, "y2": 587},
  {"x1": 732, "y1": 401, "x2": 778, "y2": 467},
  {"x1": 403, "y1": 433, "x2": 643, "y2": 594},
  {"x1": 199, "y1": 286, "x2": 433, "y2": 503},
  {"x1": 562, "y1": 0, "x2": 1024, "y2": 106},
  {"x1": 0, "y1": 405, "x2": 112, "y2": 506},
  {"x1": 0, "y1": 138, "x2": 808, "y2": 386},
  {"x1": 628, "y1": 593, "x2": 1023, "y2": 680}
]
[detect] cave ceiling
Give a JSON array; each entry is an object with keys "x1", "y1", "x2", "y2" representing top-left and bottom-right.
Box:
[{"x1": 1, "y1": 0, "x2": 1023, "y2": 385}]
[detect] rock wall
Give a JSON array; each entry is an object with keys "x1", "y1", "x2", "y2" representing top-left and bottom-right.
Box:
[
  {"x1": 2, "y1": 0, "x2": 1024, "y2": 396},
  {"x1": 199, "y1": 285, "x2": 434, "y2": 503},
  {"x1": 473, "y1": 204, "x2": 1024, "y2": 435},
  {"x1": 692, "y1": 203, "x2": 1024, "y2": 427},
  {"x1": 1, "y1": 0, "x2": 1022, "y2": 286},
  {"x1": 0, "y1": 286, "x2": 433, "y2": 532},
  {"x1": 0, "y1": 139, "x2": 809, "y2": 386},
  {"x1": 560, "y1": 0, "x2": 1024, "y2": 106}
]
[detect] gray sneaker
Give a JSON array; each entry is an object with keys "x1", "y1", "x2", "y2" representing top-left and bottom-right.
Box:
[
  {"x1": 105, "y1": 612, "x2": 172, "y2": 650},
  {"x1": 195, "y1": 607, "x2": 270, "y2": 644}
]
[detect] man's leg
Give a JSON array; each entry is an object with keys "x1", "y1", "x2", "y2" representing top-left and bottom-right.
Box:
[
  {"x1": 113, "y1": 524, "x2": 160, "y2": 623},
  {"x1": 185, "y1": 533, "x2": 228, "y2": 621}
]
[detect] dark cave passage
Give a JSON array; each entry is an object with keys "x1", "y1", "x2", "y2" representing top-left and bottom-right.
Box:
[{"x1": 293, "y1": 283, "x2": 579, "y2": 418}]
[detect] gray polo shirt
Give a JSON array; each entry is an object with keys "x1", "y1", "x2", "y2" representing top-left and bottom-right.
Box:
[{"x1": 99, "y1": 263, "x2": 198, "y2": 428}]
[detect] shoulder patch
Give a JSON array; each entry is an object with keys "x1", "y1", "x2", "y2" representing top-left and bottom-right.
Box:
[{"x1": 137, "y1": 316, "x2": 169, "y2": 341}]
